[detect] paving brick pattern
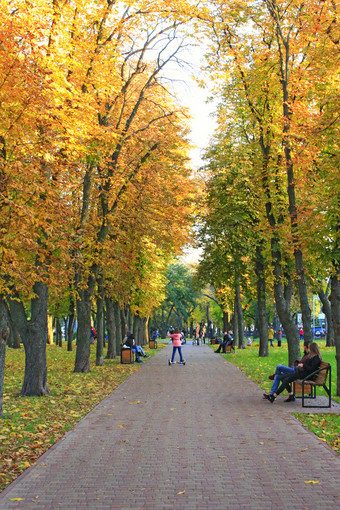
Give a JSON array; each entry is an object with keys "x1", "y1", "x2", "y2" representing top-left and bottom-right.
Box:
[{"x1": 1, "y1": 344, "x2": 339, "y2": 510}]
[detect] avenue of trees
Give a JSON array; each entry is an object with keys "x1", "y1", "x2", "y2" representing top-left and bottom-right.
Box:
[
  {"x1": 0, "y1": 0, "x2": 339, "y2": 416},
  {"x1": 0, "y1": 0, "x2": 201, "y2": 413},
  {"x1": 195, "y1": 0, "x2": 340, "y2": 392}
]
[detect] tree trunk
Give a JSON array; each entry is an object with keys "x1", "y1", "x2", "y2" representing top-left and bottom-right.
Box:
[
  {"x1": 113, "y1": 302, "x2": 122, "y2": 353},
  {"x1": 96, "y1": 278, "x2": 104, "y2": 366},
  {"x1": 0, "y1": 296, "x2": 9, "y2": 417},
  {"x1": 8, "y1": 318, "x2": 21, "y2": 349},
  {"x1": 133, "y1": 314, "x2": 139, "y2": 344},
  {"x1": 105, "y1": 298, "x2": 116, "y2": 359},
  {"x1": 74, "y1": 288, "x2": 92, "y2": 373},
  {"x1": 67, "y1": 297, "x2": 76, "y2": 351},
  {"x1": 330, "y1": 267, "x2": 340, "y2": 396},
  {"x1": 255, "y1": 244, "x2": 268, "y2": 357},
  {"x1": 319, "y1": 288, "x2": 334, "y2": 347},
  {"x1": 222, "y1": 311, "x2": 229, "y2": 333},
  {"x1": 233, "y1": 300, "x2": 238, "y2": 347},
  {"x1": 294, "y1": 249, "x2": 312, "y2": 343},
  {"x1": 145, "y1": 317, "x2": 149, "y2": 343},
  {"x1": 47, "y1": 315, "x2": 54, "y2": 345},
  {"x1": 56, "y1": 319, "x2": 62, "y2": 347},
  {"x1": 121, "y1": 308, "x2": 128, "y2": 338},
  {"x1": 9, "y1": 282, "x2": 49, "y2": 395},
  {"x1": 139, "y1": 317, "x2": 146, "y2": 346},
  {"x1": 235, "y1": 277, "x2": 245, "y2": 349},
  {"x1": 276, "y1": 23, "x2": 312, "y2": 345},
  {"x1": 269, "y1": 233, "x2": 300, "y2": 365}
]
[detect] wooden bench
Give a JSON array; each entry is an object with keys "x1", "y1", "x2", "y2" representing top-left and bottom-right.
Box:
[
  {"x1": 149, "y1": 339, "x2": 158, "y2": 349},
  {"x1": 293, "y1": 361, "x2": 331, "y2": 408},
  {"x1": 225, "y1": 343, "x2": 235, "y2": 353},
  {"x1": 120, "y1": 347, "x2": 135, "y2": 364}
]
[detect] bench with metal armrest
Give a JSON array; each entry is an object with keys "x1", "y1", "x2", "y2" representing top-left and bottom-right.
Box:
[{"x1": 293, "y1": 361, "x2": 331, "y2": 408}]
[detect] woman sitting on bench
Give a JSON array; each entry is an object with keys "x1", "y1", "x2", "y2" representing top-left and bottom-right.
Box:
[{"x1": 264, "y1": 342, "x2": 321, "y2": 403}]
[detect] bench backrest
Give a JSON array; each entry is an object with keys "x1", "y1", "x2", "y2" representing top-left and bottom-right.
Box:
[{"x1": 314, "y1": 361, "x2": 330, "y2": 385}]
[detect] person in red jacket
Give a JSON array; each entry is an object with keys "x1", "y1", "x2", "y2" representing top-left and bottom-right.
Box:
[{"x1": 167, "y1": 328, "x2": 184, "y2": 364}]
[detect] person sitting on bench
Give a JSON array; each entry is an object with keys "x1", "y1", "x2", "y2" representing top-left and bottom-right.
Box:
[
  {"x1": 264, "y1": 341, "x2": 311, "y2": 400},
  {"x1": 264, "y1": 342, "x2": 321, "y2": 403},
  {"x1": 123, "y1": 331, "x2": 148, "y2": 363},
  {"x1": 214, "y1": 331, "x2": 233, "y2": 353}
]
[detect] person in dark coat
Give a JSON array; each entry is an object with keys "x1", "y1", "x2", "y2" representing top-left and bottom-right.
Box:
[
  {"x1": 265, "y1": 342, "x2": 321, "y2": 403},
  {"x1": 214, "y1": 331, "x2": 233, "y2": 353}
]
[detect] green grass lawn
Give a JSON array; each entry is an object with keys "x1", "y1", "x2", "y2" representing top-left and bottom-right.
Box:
[
  {"x1": 211, "y1": 340, "x2": 340, "y2": 454},
  {"x1": 0, "y1": 342, "x2": 164, "y2": 492}
]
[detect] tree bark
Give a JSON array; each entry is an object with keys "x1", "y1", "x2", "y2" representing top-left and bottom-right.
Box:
[
  {"x1": 235, "y1": 277, "x2": 245, "y2": 348},
  {"x1": 233, "y1": 298, "x2": 238, "y2": 347},
  {"x1": 105, "y1": 298, "x2": 116, "y2": 359},
  {"x1": 133, "y1": 314, "x2": 139, "y2": 344},
  {"x1": 0, "y1": 296, "x2": 9, "y2": 417},
  {"x1": 330, "y1": 267, "x2": 340, "y2": 396},
  {"x1": 113, "y1": 302, "x2": 122, "y2": 353},
  {"x1": 96, "y1": 277, "x2": 104, "y2": 366},
  {"x1": 8, "y1": 282, "x2": 49, "y2": 395},
  {"x1": 319, "y1": 288, "x2": 334, "y2": 347},
  {"x1": 222, "y1": 311, "x2": 229, "y2": 333},
  {"x1": 271, "y1": 238, "x2": 300, "y2": 365},
  {"x1": 272, "y1": 6, "x2": 313, "y2": 344},
  {"x1": 56, "y1": 319, "x2": 62, "y2": 347},
  {"x1": 255, "y1": 245, "x2": 268, "y2": 357},
  {"x1": 8, "y1": 318, "x2": 21, "y2": 349},
  {"x1": 121, "y1": 308, "x2": 128, "y2": 338},
  {"x1": 67, "y1": 297, "x2": 76, "y2": 351},
  {"x1": 74, "y1": 288, "x2": 92, "y2": 372}
]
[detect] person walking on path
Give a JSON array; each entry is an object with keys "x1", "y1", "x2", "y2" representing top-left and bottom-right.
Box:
[
  {"x1": 167, "y1": 327, "x2": 184, "y2": 363},
  {"x1": 265, "y1": 342, "x2": 321, "y2": 403},
  {"x1": 268, "y1": 326, "x2": 274, "y2": 347}
]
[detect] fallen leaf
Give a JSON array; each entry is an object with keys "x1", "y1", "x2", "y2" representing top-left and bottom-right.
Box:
[
  {"x1": 9, "y1": 498, "x2": 24, "y2": 501},
  {"x1": 128, "y1": 401, "x2": 140, "y2": 405},
  {"x1": 304, "y1": 480, "x2": 319, "y2": 484},
  {"x1": 117, "y1": 424, "x2": 126, "y2": 428},
  {"x1": 218, "y1": 456, "x2": 227, "y2": 458},
  {"x1": 177, "y1": 490, "x2": 186, "y2": 495}
]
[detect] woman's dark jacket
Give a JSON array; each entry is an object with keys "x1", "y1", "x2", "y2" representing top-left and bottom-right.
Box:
[{"x1": 294, "y1": 355, "x2": 321, "y2": 380}]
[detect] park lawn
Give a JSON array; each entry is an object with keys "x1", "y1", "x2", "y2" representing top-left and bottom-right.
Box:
[
  {"x1": 213, "y1": 341, "x2": 340, "y2": 455},
  {"x1": 0, "y1": 343, "x2": 164, "y2": 492}
]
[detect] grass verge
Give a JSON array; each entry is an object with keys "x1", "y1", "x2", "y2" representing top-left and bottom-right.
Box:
[
  {"x1": 0, "y1": 343, "x2": 164, "y2": 492},
  {"x1": 211, "y1": 340, "x2": 340, "y2": 455}
]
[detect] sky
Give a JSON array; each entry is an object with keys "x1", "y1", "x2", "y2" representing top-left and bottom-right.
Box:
[
  {"x1": 164, "y1": 42, "x2": 218, "y2": 264},
  {"x1": 176, "y1": 74, "x2": 215, "y2": 265}
]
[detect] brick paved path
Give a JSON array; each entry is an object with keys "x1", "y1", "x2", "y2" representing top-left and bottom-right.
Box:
[{"x1": 1, "y1": 344, "x2": 340, "y2": 510}]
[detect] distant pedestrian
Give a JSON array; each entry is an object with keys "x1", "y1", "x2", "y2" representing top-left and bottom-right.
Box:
[
  {"x1": 90, "y1": 326, "x2": 97, "y2": 344},
  {"x1": 277, "y1": 329, "x2": 282, "y2": 347},
  {"x1": 268, "y1": 326, "x2": 274, "y2": 347}
]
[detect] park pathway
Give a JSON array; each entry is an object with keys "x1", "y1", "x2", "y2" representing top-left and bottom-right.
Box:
[{"x1": 0, "y1": 344, "x2": 340, "y2": 510}]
